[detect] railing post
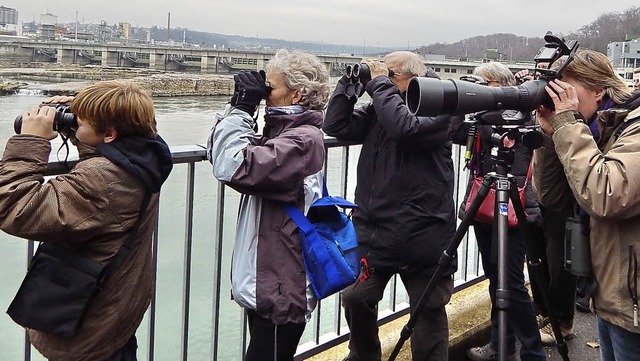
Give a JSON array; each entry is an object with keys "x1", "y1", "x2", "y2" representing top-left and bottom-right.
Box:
[
  {"x1": 180, "y1": 162, "x2": 196, "y2": 361},
  {"x1": 210, "y1": 183, "x2": 225, "y2": 361}
]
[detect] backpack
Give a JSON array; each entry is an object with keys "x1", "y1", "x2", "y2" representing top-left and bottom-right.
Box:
[{"x1": 282, "y1": 182, "x2": 360, "y2": 299}]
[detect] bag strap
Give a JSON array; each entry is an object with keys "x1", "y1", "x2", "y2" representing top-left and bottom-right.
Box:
[
  {"x1": 282, "y1": 202, "x2": 320, "y2": 247},
  {"x1": 523, "y1": 162, "x2": 533, "y2": 187},
  {"x1": 322, "y1": 179, "x2": 329, "y2": 198},
  {"x1": 282, "y1": 177, "x2": 329, "y2": 243},
  {"x1": 102, "y1": 191, "x2": 152, "y2": 280}
]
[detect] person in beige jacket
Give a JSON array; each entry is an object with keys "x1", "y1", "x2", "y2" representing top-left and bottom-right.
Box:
[
  {"x1": 533, "y1": 48, "x2": 640, "y2": 361},
  {"x1": 0, "y1": 80, "x2": 173, "y2": 361}
]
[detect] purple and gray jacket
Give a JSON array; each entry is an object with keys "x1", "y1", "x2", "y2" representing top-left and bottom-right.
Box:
[{"x1": 207, "y1": 105, "x2": 325, "y2": 324}]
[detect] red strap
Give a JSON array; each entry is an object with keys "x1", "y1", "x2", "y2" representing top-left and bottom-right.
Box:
[
  {"x1": 523, "y1": 161, "x2": 533, "y2": 188},
  {"x1": 352, "y1": 258, "x2": 370, "y2": 289}
]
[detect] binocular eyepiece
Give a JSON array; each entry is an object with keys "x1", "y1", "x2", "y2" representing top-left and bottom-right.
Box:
[
  {"x1": 344, "y1": 63, "x2": 372, "y2": 85},
  {"x1": 14, "y1": 103, "x2": 78, "y2": 134},
  {"x1": 343, "y1": 63, "x2": 373, "y2": 99}
]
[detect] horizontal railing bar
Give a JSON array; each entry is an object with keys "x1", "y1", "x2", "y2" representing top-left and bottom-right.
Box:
[{"x1": 13, "y1": 138, "x2": 481, "y2": 361}]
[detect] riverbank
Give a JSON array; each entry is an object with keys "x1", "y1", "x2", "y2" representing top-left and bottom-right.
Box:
[{"x1": 0, "y1": 63, "x2": 235, "y2": 97}]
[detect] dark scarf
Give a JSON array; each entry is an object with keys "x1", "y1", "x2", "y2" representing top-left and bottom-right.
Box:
[
  {"x1": 96, "y1": 135, "x2": 173, "y2": 193},
  {"x1": 588, "y1": 98, "x2": 617, "y2": 143}
]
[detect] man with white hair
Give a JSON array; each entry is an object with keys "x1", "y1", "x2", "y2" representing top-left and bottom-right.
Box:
[{"x1": 324, "y1": 51, "x2": 456, "y2": 361}]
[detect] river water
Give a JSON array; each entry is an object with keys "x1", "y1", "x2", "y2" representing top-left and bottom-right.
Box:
[{"x1": 0, "y1": 90, "x2": 367, "y2": 361}]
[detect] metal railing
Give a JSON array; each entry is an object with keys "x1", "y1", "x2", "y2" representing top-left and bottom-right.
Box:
[{"x1": 6, "y1": 140, "x2": 481, "y2": 361}]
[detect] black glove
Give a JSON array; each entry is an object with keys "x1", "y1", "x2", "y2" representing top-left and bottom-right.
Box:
[
  {"x1": 229, "y1": 82, "x2": 239, "y2": 106},
  {"x1": 233, "y1": 70, "x2": 268, "y2": 116}
]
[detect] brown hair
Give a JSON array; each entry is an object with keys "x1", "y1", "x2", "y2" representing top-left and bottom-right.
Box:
[
  {"x1": 554, "y1": 49, "x2": 633, "y2": 104},
  {"x1": 71, "y1": 80, "x2": 157, "y2": 137}
]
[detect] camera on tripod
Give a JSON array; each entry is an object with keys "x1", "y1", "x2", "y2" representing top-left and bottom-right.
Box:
[
  {"x1": 405, "y1": 31, "x2": 579, "y2": 123},
  {"x1": 14, "y1": 103, "x2": 77, "y2": 134}
]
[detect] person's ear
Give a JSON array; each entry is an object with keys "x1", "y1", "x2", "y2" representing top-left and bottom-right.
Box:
[
  {"x1": 103, "y1": 128, "x2": 118, "y2": 143},
  {"x1": 595, "y1": 88, "x2": 605, "y2": 102},
  {"x1": 292, "y1": 90, "x2": 302, "y2": 105}
]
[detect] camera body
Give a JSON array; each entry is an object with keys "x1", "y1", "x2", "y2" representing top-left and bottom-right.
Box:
[{"x1": 14, "y1": 103, "x2": 78, "y2": 135}]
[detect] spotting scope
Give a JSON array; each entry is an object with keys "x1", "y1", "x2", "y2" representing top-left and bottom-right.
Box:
[
  {"x1": 406, "y1": 31, "x2": 579, "y2": 119},
  {"x1": 406, "y1": 78, "x2": 550, "y2": 117}
]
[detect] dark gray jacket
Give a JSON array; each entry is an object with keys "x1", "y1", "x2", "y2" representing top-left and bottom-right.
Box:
[{"x1": 323, "y1": 75, "x2": 456, "y2": 274}]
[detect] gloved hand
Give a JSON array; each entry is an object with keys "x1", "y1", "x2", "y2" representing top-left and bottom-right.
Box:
[
  {"x1": 229, "y1": 82, "x2": 239, "y2": 106},
  {"x1": 233, "y1": 70, "x2": 269, "y2": 116}
]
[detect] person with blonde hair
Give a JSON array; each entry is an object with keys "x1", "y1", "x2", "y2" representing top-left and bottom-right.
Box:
[
  {"x1": 207, "y1": 49, "x2": 330, "y2": 361},
  {"x1": 534, "y1": 48, "x2": 640, "y2": 360},
  {"x1": 0, "y1": 80, "x2": 173, "y2": 361}
]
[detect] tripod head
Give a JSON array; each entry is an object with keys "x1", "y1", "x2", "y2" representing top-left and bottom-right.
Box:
[{"x1": 464, "y1": 109, "x2": 543, "y2": 173}]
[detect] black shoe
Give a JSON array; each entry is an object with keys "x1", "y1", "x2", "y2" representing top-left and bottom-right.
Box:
[{"x1": 576, "y1": 295, "x2": 591, "y2": 313}]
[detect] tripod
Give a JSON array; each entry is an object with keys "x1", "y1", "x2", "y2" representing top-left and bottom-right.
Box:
[{"x1": 388, "y1": 129, "x2": 570, "y2": 361}]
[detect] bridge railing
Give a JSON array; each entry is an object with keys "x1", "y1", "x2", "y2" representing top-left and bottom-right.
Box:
[{"x1": 5, "y1": 140, "x2": 481, "y2": 361}]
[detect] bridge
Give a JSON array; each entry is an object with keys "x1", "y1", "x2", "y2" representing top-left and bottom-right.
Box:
[
  {"x1": 0, "y1": 38, "x2": 535, "y2": 79},
  {"x1": 0, "y1": 38, "x2": 361, "y2": 75}
]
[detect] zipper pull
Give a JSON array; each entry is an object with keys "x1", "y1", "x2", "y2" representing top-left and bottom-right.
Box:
[
  {"x1": 634, "y1": 304, "x2": 638, "y2": 327},
  {"x1": 333, "y1": 239, "x2": 345, "y2": 257}
]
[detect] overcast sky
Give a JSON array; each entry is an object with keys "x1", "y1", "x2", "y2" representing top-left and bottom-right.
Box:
[{"x1": 4, "y1": 0, "x2": 638, "y2": 48}]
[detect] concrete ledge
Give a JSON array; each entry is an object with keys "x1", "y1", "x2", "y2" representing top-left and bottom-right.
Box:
[{"x1": 307, "y1": 279, "x2": 493, "y2": 360}]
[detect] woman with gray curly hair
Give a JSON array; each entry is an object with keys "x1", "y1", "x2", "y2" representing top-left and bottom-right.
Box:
[
  {"x1": 265, "y1": 49, "x2": 330, "y2": 111},
  {"x1": 207, "y1": 49, "x2": 330, "y2": 361}
]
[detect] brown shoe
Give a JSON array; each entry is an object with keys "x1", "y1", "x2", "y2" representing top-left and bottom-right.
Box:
[{"x1": 539, "y1": 323, "x2": 575, "y2": 346}]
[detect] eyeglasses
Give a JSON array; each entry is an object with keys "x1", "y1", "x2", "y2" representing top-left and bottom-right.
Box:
[{"x1": 388, "y1": 69, "x2": 404, "y2": 78}]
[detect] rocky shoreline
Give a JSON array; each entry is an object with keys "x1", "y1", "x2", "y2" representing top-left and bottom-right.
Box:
[{"x1": 0, "y1": 64, "x2": 235, "y2": 97}]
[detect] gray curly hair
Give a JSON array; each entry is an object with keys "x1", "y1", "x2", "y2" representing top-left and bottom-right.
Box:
[
  {"x1": 473, "y1": 62, "x2": 516, "y2": 86},
  {"x1": 265, "y1": 49, "x2": 330, "y2": 111}
]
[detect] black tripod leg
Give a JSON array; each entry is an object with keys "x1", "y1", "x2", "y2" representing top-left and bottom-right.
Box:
[
  {"x1": 387, "y1": 176, "x2": 494, "y2": 361},
  {"x1": 508, "y1": 180, "x2": 570, "y2": 361},
  {"x1": 494, "y1": 180, "x2": 511, "y2": 361}
]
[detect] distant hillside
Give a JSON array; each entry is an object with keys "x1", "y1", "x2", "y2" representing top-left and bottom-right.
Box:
[
  {"x1": 137, "y1": 26, "x2": 397, "y2": 55},
  {"x1": 416, "y1": 6, "x2": 639, "y2": 61},
  {"x1": 111, "y1": 6, "x2": 640, "y2": 59}
]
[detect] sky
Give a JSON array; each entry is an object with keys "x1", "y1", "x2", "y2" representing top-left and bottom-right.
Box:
[{"x1": 3, "y1": 0, "x2": 638, "y2": 48}]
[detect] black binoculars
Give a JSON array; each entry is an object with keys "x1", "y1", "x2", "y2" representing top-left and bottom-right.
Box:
[{"x1": 14, "y1": 103, "x2": 78, "y2": 134}]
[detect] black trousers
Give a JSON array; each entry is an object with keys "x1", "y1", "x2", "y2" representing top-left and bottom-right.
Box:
[
  {"x1": 342, "y1": 267, "x2": 453, "y2": 361},
  {"x1": 529, "y1": 206, "x2": 577, "y2": 327},
  {"x1": 104, "y1": 335, "x2": 137, "y2": 361},
  {"x1": 245, "y1": 309, "x2": 306, "y2": 361}
]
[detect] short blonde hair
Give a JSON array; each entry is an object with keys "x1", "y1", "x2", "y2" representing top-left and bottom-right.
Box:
[{"x1": 71, "y1": 80, "x2": 157, "y2": 138}]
